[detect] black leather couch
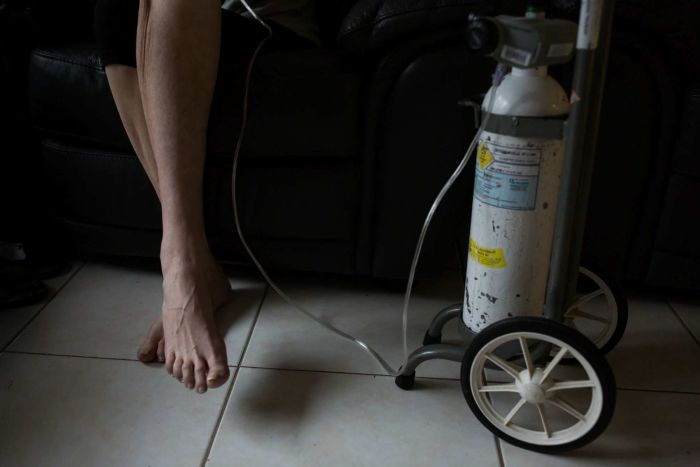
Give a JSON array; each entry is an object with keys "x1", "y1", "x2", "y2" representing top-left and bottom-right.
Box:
[{"x1": 20, "y1": 0, "x2": 700, "y2": 289}]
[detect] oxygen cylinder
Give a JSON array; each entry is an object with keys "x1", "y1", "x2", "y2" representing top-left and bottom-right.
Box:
[{"x1": 463, "y1": 66, "x2": 570, "y2": 332}]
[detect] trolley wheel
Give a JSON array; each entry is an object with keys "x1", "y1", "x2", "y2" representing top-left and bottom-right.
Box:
[
  {"x1": 423, "y1": 330, "x2": 442, "y2": 346},
  {"x1": 565, "y1": 267, "x2": 628, "y2": 355},
  {"x1": 461, "y1": 317, "x2": 616, "y2": 453},
  {"x1": 395, "y1": 372, "x2": 416, "y2": 391}
]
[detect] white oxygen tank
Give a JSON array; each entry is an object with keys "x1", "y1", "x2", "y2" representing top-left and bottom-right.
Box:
[{"x1": 463, "y1": 66, "x2": 570, "y2": 332}]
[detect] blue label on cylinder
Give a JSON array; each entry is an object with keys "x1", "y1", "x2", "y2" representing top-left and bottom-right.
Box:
[{"x1": 474, "y1": 139, "x2": 541, "y2": 211}]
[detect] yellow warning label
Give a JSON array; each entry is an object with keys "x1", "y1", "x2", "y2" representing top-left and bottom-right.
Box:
[
  {"x1": 477, "y1": 143, "x2": 493, "y2": 170},
  {"x1": 469, "y1": 237, "x2": 506, "y2": 268}
]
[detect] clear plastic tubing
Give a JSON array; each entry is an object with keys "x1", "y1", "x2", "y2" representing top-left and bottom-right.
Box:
[{"x1": 234, "y1": 1, "x2": 499, "y2": 376}]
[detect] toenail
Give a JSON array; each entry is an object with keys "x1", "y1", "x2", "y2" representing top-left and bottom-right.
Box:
[{"x1": 197, "y1": 388, "x2": 206, "y2": 394}]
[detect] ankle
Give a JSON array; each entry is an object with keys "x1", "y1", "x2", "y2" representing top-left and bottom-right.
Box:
[{"x1": 161, "y1": 234, "x2": 211, "y2": 267}]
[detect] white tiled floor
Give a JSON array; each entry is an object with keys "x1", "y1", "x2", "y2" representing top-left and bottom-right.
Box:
[
  {"x1": 242, "y1": 272, "x2": 465, "y2": 378},
  {"x1": 1, "y1": 260, "x2": 699, "y2": 467},
  {"x1": 0, "y1": 262, "x2": 80, "y2": 349},
  {"x1": 8, "y1": 262, "x2": 265, "y2": 364}
]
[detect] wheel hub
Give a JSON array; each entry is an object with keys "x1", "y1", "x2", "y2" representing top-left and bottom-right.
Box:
[
  {"x1": 516, "y1": 368, "x2": 552, "y2": 404},
  {"x1": 521, "y1": 382, "x2": 545, "y2": 404}
]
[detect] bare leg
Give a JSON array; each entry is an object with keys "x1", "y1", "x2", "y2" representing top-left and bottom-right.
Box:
[
  {"x1": 106, "y1": 64, "x2": 232, "y2": 372},
  {"x1": 131, "y1": 0, "x2": 229, "y2": 392},
  {"x1": 104, "y1": 65, "x2": 164, "y2": 365},
  {"x1": 105, "y1": 65, "x2": 160, "y2": 195}
]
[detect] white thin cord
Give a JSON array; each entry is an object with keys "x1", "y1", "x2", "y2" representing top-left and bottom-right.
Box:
[
  {"x1": 232, "y1": 1, "x2": 395, "y2": 375},
  {"x1": 234, "y1": 0, "x2": 499, "y2": 376},
  {"x1": 399, "y1": 87, "x2": 498, "y2": 364}
]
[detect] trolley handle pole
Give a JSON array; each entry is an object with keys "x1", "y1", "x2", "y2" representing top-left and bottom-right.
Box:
[{"x1": 544, "y1": 0, "x2": 617, "y2": 321}]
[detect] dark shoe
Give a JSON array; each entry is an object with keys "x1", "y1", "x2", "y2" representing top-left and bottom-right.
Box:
[
  {"x1": 0, "y1": 257, "x2": 69, "y2": 282},
  {"x1": 0, "y1": 279, "x2": 48, "y2": 310}
]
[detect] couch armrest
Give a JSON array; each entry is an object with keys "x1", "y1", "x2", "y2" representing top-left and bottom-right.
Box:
[{"x1": 337, "y1": 0, "x2": 494, "y2": 56}]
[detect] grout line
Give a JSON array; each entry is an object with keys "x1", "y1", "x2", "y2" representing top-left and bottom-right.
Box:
[
  {"x1": 494, "y1": 436, "x2": 506, "y2": 467},
  {"x1": 199, "y1": 366, "x2": 241, "y2": 467},
  {"x1": 665, "y1": 298, "x2": 700, "y2": 349},
  {"x1": 3, "y1": 350, "x2": 141, "y2": 363},
  {"x1": 617, "y1": 386, "x2": 700, "y2": 397},
  {"x1": 9, "y1": 349, "x2": 700, "y2": 398},
  {"x1": 199, "y1": 284, "x2": 270, "y2": 467},
  {"x1": 238, "y1": 364, "x2": 463, "y2": 383},
  {"x1": 1, "y1": 261, "x2": 86, "y2": 353},
  {"x1": 234, "y1": 284, "x2": 270, "y2": 368}
]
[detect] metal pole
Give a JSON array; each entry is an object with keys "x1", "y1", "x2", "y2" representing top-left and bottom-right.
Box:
[
  {"x1": 544, "y1": 0, "x2": 616, "y2": 321},
  {"x1": 563, "y1": 0, "x2": 617, "y2": 304}
]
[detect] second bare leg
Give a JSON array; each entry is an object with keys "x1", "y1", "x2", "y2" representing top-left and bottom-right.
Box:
[
  {"x1": 105, "y1": 65, "x2": 233, "y2": 371},
  {"x1": 137, "y1": 0, "x2": 229, "y2": 392}
]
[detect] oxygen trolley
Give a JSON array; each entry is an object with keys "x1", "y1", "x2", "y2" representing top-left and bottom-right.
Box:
[{"x1": 393, "y1": 1, "x2": 628, "y2": 453}]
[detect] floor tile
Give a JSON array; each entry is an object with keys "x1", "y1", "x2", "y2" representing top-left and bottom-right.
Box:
[
  {"x1": 243, "y1": 273, "x2": 465, "y2": 378},
  {"x1": 10, "y1": 262, "x2": 265, "y2": 364},
  {"x1": 207, "y1": 368, "x2": 500, "y2": 467},
  {"x1": 667, "y1": 295, "x2": 700, "y2": 344},
  {"x1": 606, "y1": 294, "x2": 700, "y2": 393},
  {"x1": 0, "y1": 262, "x2": 80, "y2": 349},
  {"x1": 0, "y1": 353, "x2": 229, "y2": 467},
  {"x1": 500, "y1": 389, "x2": 700, "y2": 466}
]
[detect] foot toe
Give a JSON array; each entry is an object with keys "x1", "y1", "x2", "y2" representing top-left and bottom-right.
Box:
[
  {"x1": 137, "y1": 344, "x2": 157, "y2": 363},
  {"x1": 157, "y1": 339, "x2": 165, "y2": 363},
  {"x1": 173, "y1": 357, "x2": 184, "y2": 381},
  {"x1": 182, "y1": 361, "x2": 195, "y2": 389},
  {"x1": 206, "y1": 363, "x2": 230, "y2": 389},
  {"x1": 165, "y1": 351, "x2": 176, "y2": 375},
  {"x1": 137, "y1": 318, "x2": 163, "y2": 363},
  {"x1": 194, "y1": 359, "x2": 208, "y2": 394}
]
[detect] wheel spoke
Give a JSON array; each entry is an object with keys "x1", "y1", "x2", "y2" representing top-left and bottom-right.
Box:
[
  {"x1": 568, "y1": 288, "x2": 604, "y2": 310},
  {"x1": 546, "y1": 396, "x2": 586, "y2": 422},
  {"x1": 485, "y1": 353, "x2": 523, "y2": 381},
  {"x1": 518, "y1": 336, "x2": 534, "y2": 378},
  {"x1": 536, "y1": 403, "x2": 550, "y2": 439},
  {"x1": 540, "y1": 347, "x2": 568, "y2": 382},
  {"x1": 503, "y1": 398, "x2": 527, "y2": 426},
  {"x1": 478, "y1": 383, "x2": 519, "y2": 393},
  {"x1": 546, "y1": 380, "x2": 596, "y2": 392},
  {"x1": 565, "y1": 308, "x2": 611, "y2": 325}
]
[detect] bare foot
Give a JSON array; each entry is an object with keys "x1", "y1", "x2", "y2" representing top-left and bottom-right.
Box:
[
  {"x1": 137, "y1": 261, "x2": 231, "y2": 365},
  {"x1": 138, "y1": 243, "x2": 232, "y2": 393}
]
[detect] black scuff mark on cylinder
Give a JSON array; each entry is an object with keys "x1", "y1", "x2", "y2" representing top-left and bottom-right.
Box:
[
  {"x1": 484, "y1": 293, "x2": 498, "y2": 304},
  {"x1": 542, "y1": 202, "x2": 549, "y2": 210},
  {"x1": 492, "y1": 220, "x2": 496, "y2": 233}
]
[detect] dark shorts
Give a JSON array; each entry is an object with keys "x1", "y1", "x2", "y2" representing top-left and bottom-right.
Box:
[{"x1": 93, "y1": 0, "x2": 313, "y2": 68}]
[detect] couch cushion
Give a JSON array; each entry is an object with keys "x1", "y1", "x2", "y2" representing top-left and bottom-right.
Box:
[
  {"x1": 338, "y1": 0, "x2": 485, "y2": 55},
  {"x1": 41, "y1": 138, "x2": 361, "y2": 243},
  {"x1": 30, "y1": 42, "x2": 364, "y2": 159},
  {"x1": 315, "y1": 0, "x2": 358, "y2": 46}
]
